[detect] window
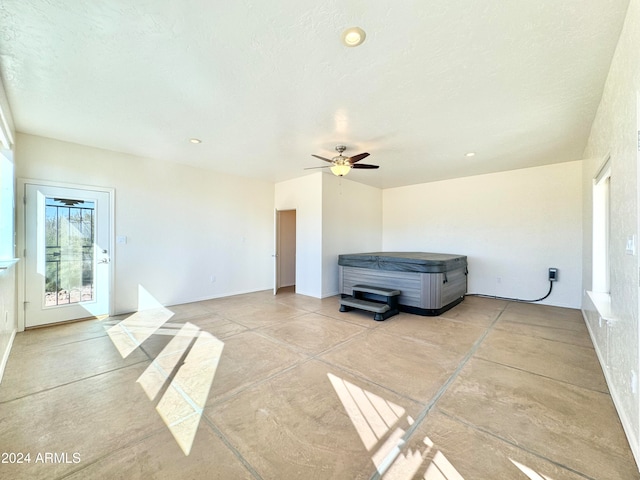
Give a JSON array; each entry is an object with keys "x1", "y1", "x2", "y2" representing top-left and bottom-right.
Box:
[
  {"x1": 44, "y1": 197, "x2": 96, "y2": 305},
  {"x1": 0, "y1": 148, "x2": 15, "y2": 260},
  {"x1": 592, "y1": 157, "x2": 611, "y2": 293}
]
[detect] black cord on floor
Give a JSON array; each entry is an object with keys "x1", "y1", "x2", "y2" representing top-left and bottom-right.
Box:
[{"x1": 466, "y1": 280, "x2": 553, "y2": 303}]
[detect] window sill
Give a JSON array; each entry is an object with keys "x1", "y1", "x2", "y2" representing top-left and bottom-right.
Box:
[
  {"x1": 0, "y1": 258, "x2": 19, "y2": 270},
  {"x1": 587, "y1": 290, "x2": 615, "y2": 323}
]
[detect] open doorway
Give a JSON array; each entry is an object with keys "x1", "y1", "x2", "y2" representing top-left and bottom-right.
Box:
[{"x1": 274, "y1": 209, "x2": 296, "y2": 294}]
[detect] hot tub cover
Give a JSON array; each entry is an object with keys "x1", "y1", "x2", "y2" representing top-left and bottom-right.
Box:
[{"x1": 338, "y1": 252, "x2": 467, "y2": 274}]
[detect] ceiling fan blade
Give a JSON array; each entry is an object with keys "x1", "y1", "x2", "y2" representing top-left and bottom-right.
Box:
[
  {"x1": 311, "y1": 154, "x2": 333, "y2": 163},
  {"x1": 347, "y1": 152, "x2": 370, "y2": 163},
  {"x1": 304, "y1": 165, "x2": 331, "y2": 170},
  {"x1": 352, "y1": 163, "x2": 379, "y2": 169}
]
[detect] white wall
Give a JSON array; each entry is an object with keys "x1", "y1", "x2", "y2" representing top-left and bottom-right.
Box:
[
  {"x1": 322, "y1": 174, "x2": 383, "y2": 297},
  {"x1": 15, "y1": 133, "x2": 275, "y2": 314},
  {"x1": 274, "y1": 173, "x2": 383, "y2": 298},
  {"x1": 0, "y1": 265, "x2": 17, "y2": 381},
  {"x1": 383, "y1": 161, "x2": 583, "y2": 308},
  {"x1": 581, "y1": 0, "x2": 640, "y2": 463},
  {"x1": 0, "y1": 77, "x2": 15, "y2": 148},
  {"x1": 275, "y1": 173, "x2": 323, "y2": 297},
  {"x1": 0, "y1": 77, "x2": 16, "y2": 381}
]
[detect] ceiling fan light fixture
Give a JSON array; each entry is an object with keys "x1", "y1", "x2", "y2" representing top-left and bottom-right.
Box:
[
  {"x1": 308, "y1": 145, "x2": 375, "y2": 176},
  {"x1": 341, "y1": 27, "x2": 366, "y2": 47},
  {"x1": 330, "y1": 164, "x2": 351, "y2": 176}
]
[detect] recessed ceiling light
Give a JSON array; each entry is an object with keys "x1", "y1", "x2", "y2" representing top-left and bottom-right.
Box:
[
  {"x1": 189, "y1": 138, "x2": 202, "y2": 144},
  {"x1": 465, "y1": 152, "x2": 476, "y2": 157},
  {"x1": 341, "y1": 27, "x2": 366, "y2": 47}
]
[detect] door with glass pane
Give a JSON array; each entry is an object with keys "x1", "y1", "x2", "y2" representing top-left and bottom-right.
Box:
[{"x1": 25, "y1": 184, "x2": 111, "y2": 327}]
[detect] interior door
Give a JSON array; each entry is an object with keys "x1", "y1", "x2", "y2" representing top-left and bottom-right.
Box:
[
  {"x1": 273, "y1": 209, "x2": 280, "y2": 295},
  {"x1": 24, "y1": 183, "x2": 111, "y2": 327},
  {"x1": 279, "y1": 210, "x2": 296, "y2": 288}
]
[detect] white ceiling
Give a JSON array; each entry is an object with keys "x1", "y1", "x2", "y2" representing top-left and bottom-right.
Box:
[{"x1": 0, "y1": 1, "x2": 630, "y2": 189}]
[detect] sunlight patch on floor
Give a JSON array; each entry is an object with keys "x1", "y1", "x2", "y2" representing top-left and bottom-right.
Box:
[
  {"x1": 327, "y1": 372, "x2": 405, "y2": 451},
  {"x1": 153, "y1": 327, "x2": 224, "y2": 455},
  {"x1": 105, "y1": 286, "x2": 224, "y2": 455},
  {"x1": 510, "y1": 458, "x2": 556, "y2": 480},
  {"x1": 106, "y1": 307, "x2": 174, "y2": 358}
]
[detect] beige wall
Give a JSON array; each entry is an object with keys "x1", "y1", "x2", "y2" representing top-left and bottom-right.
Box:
[
  {"x1": 16, "y1": 133, "x2": 275, "y2": 315},
  {"x1": 275, "y1": 172, "x2": 383, "y2": 298},
  {"x1": 0, "y1": 85, "x2": 16, "y2": 380},
  {"x1": 383, "y1": 161, "x2": 583, "y2": 308},
  {"x1": 275, "y1": 173, "x2": 323, "y2": 297},
  {"x1": 581, "y1": 0, "x2": 640, "y2": 462},
  {"x1": 322, "y1": 174, "x2": 383, "y2": 297},
  {"x1": 0, "y1": 265, "x2": 17, "y2": 380}
]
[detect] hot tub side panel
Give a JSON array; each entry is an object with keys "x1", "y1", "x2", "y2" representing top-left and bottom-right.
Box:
[
  {"x1": 433, "y1": 266, "x2": 467, "y2": 308},
  {"x1": 340, "y1": 266, "x2": 423, "y2": 308},
  {"x1": 338, "y1": 265, "x2": 467, "y2": 316}
]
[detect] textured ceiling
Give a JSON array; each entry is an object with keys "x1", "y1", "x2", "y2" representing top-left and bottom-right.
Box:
[{"x1": 0, "y1": 1, "x2": 631, "y2": 188}]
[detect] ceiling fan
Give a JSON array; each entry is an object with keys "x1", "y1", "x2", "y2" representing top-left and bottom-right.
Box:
[{"x1": 305, "y1": 145, "x2": 379, "y2": 177}]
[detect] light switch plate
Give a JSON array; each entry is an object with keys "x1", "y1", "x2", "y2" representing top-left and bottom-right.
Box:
[{"x1": 626, "y1": 234, "x2": 636, "y2": 255}]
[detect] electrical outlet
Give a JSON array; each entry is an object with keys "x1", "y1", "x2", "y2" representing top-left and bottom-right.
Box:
[
  {"x1": 548, "y1": 268, "x2": 558, "y2": 281},
  {"x1": 210, "y1": 275, "x2": 216, "y2": 283}
]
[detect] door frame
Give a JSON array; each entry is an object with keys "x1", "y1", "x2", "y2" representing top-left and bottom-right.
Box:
[
  {"x1": 273, "y1": 208, "x2": 297, "y2": 294},
  {"x1": 274, "y1": 209, "x2": 280, "y2": 295},
  {"x1": 16, "y1": 178, "x2": 115, "y2": 332},
  {"x1": 636, "y1": 90, "x2": 640, "y2": 453}
]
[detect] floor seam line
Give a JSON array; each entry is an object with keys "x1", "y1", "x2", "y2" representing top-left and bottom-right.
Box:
[
  {"x1": 0, "y1": 360, "x2": 150, "y2": 405},
  {"x1": 55, "y1": 427, "x2": 168, "y2": 480},
  {"x1": 471, "y1": 356, "x2": 611, "y2": 395},
  {"x1": 201, "y1": 417, "x2": 264, "y2": 480},
  {"x1": 368, "y1": 304, "x2": 508, "y2": 480},
  {"x1": 313, "y1": 356, "x2": 423, "y2": 405},
  {"x1": 9, "y1": 332, "x2": 110, "y2": 354},
  {"x1": 437, "y1": 410, "x2": 598, "y2": 480},
  {"x1": 205, "y1": 360, "x2": 305, "y2": 409},
  {"x1": 488, "y1": 328, "x2": 598, "y2": 350}
]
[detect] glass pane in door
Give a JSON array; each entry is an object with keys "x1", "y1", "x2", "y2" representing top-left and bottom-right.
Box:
[{"x1": 44, "y1": 197, "x2": 95, "y2": 307}]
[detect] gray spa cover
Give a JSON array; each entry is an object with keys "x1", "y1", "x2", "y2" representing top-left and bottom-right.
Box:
[{"x1": 338, "y1": 252, "x2": 467, "y2": 273}]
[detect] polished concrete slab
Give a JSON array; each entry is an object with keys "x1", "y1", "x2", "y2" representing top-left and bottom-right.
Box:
[
  {"x1": 209, "y1": 359, "x2": 423, "y2": 480},
  {"x1": 0, "y1": 288, "x2": 637, "y2": 479},
  {"x1": 319, "y1": 328, "x2": 463, "y2": 403},
  {"x1": 437, "y1": 357, "x2": 636, "y2": 480},
  {"x1": 475, "y1": 328, "x2": 608, "y2": 392}
]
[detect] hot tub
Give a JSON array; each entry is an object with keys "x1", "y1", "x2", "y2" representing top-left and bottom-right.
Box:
[{"x1": 338, "y1": 252, "x2": 467, "y2": 316}]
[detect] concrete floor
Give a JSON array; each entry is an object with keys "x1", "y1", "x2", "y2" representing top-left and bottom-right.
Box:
[{"x1": 0, "y1": 288, "x2": 637, "y2": 479}]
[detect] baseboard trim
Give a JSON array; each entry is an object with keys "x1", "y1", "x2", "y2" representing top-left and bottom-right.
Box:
[
  {"x1": 0, "y1": 329, "x2": 16, "y2": 385},
  {"x1": 582, "y1": 308, "x2": 640, "y2": 471}
]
